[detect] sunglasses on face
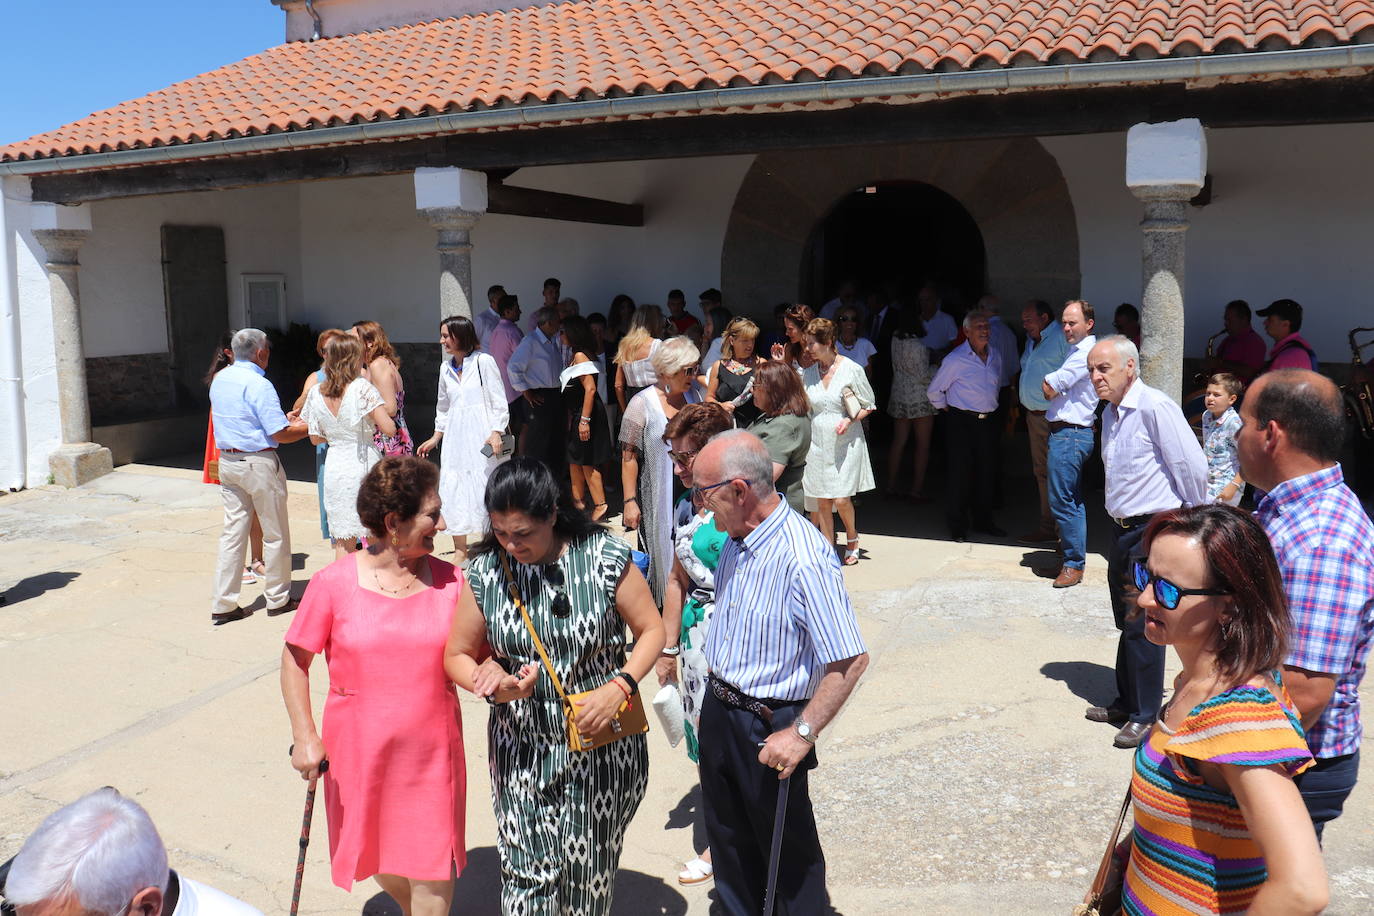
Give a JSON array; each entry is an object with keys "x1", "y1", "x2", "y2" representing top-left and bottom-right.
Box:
[
  {"x1": 1131, "y1": 560, "x2": 1231, "y2": 611},
  {"x1": 669, "y1": 448, "x2": 698, "y2": 468},
  {"x1": 544, "y1": 563, "x2": 571, "y2": 618}
]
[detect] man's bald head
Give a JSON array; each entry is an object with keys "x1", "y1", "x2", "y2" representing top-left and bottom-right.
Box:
[
  {"x1": 1249, "y1": 369, "x2": 1346, "y2": 463},
  {"x1": 697, "y1": 429, "x2": 773, "y2": 498}
]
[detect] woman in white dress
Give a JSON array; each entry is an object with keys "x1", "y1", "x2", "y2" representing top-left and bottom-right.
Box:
[
  {"x1": 618, "y1": 336, "x2": 703, "y2": 606},
  {"x1": 417, "y1": 316, "x2": 509, "y2": 565},
  {"x1": 613, "y1": 304, "x2": 665, "y2": 411},
  {"x1": 801, "y1": 318, "x2": 876, "y2": 565},
  {"x1": 302, "y1": 335, "x2": 397, "y2": 559}
]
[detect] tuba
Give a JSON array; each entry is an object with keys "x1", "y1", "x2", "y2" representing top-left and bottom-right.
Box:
[{"x1": 1342, "y1": 327, "x2": 1374, "y2": 441}]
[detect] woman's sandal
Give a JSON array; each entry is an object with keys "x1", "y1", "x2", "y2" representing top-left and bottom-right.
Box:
[
  {"x1": 843, "y1": 538, "x2": 861, "y2": 566},
  {"x1": 590, "y1": 502, "x2": 609, "y2": 521},
  {"x1": 678, "y1": 856, "x2": 714, "y2": 887}
]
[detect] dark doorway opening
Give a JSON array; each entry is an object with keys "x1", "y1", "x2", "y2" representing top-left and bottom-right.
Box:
[{"x1": 803, "y1": 182, "x2": 986, "y2": 312}]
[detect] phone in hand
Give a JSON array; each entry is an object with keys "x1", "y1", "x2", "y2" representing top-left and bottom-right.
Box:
[{"x1": 481, "y1": 433, "x2": 516, "y2": 458}]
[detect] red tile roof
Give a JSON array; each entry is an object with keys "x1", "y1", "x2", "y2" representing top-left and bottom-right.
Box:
[{"x1": 5, "y1": 0, "x2": 1373, "y2": 162}]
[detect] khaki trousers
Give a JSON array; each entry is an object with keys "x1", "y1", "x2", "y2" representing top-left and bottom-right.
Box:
[
  {"x1": 212, "y1": 451, "x2": 292, "y2": 613},
  {"x1": 1026, "y1": 409, "x2": 1054, "y2": 532}
]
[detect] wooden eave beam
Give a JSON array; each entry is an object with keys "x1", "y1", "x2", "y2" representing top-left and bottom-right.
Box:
[{"x1": 487, "y1": 181, "x2": 643, "y2": 226}]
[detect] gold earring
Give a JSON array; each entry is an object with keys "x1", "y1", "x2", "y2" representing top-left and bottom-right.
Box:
[{"x1": 391, "y1": 535, "x2": 399, "y2": 548}]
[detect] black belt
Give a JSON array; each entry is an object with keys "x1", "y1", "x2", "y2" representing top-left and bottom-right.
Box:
[
  {"x1": 220, "y1": 447, "x2": 276, "y2": 454},
  {"x1": 1111, "y1": 513, "x2": 1154, "y2": 529},
  {"x1": 951, "y1": 407, "x2": 993, "y2": 420},
  {"x1": 1048, "y1": 420, "x2": 1091, "y2": 433},
  {"x1": 709, "y1": 675, "x2": 787, "y2": 725}
]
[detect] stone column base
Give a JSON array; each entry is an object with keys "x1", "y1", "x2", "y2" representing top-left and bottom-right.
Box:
[{"x1": 49, "y1": 442, "x2": 114, "y2": 487}]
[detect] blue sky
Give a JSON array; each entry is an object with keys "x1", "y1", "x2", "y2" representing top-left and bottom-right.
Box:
[{"x1": 0, "y1": 2, "x2": 283, "y2": 147}]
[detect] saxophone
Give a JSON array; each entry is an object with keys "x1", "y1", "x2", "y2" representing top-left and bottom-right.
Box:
[
  {"x1": 1343, "y1": 327, "x2": 1374, "y2": 441},
  {"x1": 1192, "y1": 329, "x2": 1227, "y2": 388}
]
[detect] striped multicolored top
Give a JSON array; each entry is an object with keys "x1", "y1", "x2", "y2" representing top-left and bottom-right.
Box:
[{"x1": 1123, "y1": 683, "x2": 1313, "y2": 915}]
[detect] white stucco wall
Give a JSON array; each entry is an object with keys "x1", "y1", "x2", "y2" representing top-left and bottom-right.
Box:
[
  {"x1": 1042, "y1": 122, "x2": 1374, "y2": 361},
  {"x1": 81, "y1": 185, "x2": 304, "y2": 358},
  {"x1": 277, "y1": 0, "x2": 557, "y2": 42},
  {"x1": 299, "y1": 155, "x2": 755, "y2": 340}
]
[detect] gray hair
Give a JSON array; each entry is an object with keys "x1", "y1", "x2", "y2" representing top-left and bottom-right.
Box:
[
  {"x1": 651, "y1": 336, "x2": 701, "y2": 381},
  {"x1": 962, "y1": 308, "x2": 992, "y2": 332},
  {"x1": 231, "y1": 328, "x2": 267, "y2": 361},
  {"x1": 558, "y1": 297, "x2": 580, "y2": 315},
  {"x1": 532, "y1": 306, "x2": 559, "y2": 328},
  {"x1": 5, "y1": 788, "x2": 168, "y2": 913},
  {"x1": 1098, "y1": 334, "x2": 1139, "y2": 376},
  {"x1": 709, "y1": 429, "x2": 774, "y2": 497}
]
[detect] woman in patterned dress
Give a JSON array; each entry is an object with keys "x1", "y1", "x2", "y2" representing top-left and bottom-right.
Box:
[
  {"x1": 654, "y1": 402, "x2": 734, "y2": 887},
  {"x1": 445, "y1": 458, "x2": 665, "y2": 916},
  {"x1": 1099, "y1": 505, "x2": 1326, "y2": 915},
  {"x1": 885, "y1": 306, "x2": 935, "y2": 501},
  {"x1": 351, "y1": 320, "x2": 414, "y2": 456}
]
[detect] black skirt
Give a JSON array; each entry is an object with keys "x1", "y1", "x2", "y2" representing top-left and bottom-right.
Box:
[{"x1": 563, "y1": 385, "x2": 613, "y2": 465}]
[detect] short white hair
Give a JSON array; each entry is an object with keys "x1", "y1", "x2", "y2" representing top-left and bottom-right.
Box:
[
  {"x1": 962, "y1": 308, "x2": 992, "y2": 332},
  {"x1": 709, "y1": 429, "x2": 774, "y2": 497},
  {"x1": 1098, "y1": 334, "x2": 1140, "y2": 377},
  {"x1": 651, "y1": 336, "x2": 700, "y2": 380},
  {"x1": 231, "y1": 328, "x2": 267, "y2": 361},
  {"x1": 5, "y1": 788, "x2": 168, "y2": 913}
]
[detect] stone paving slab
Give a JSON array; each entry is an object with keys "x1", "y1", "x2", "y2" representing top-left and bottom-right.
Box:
[{"x1": 2, "y1": 466, "x2": 1372, "y2": 915}]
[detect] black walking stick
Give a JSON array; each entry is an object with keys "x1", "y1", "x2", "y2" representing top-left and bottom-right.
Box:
[
  {"x1": 289, "y1": 746, "x2": 329, "y2": 916},
  {"x1": 762, "y1": 774, "x2": 790, "y2": 916}
]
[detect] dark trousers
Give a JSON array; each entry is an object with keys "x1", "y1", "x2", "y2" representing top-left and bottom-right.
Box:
[
  {"x1": 1107, "y1": 519, "x2": 1165, "y2": 724},
  {"x1": 943, "y1": 409, "x2": 996, "y2": 537},
  {"x1": 1294, "y1": 749, "x2": 1360, "y2": 841},
  {"x1": 698, "y1": 691, "x2": 829, "y2": 916},
  {"x1": 521, "y1": 388, "x2": 567, "y2": 481}
]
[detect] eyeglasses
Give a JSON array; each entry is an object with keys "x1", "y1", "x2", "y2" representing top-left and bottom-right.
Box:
[
  {"x1": 692, "y1": 478, "x2": 752, "y2": 504},
  {"x1": 668, "y1": 448, "x2": 698, "y2": 468},
  {"x1": 544, "y1": 563, "x2": 571, "y2": 618},
  {"x1": 1131, "y1": 560, "x2": 1231, "y2": 611}
]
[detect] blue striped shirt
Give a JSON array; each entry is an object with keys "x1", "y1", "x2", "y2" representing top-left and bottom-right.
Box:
[{"x1": 704, "y1": 498, "x2": 867, "y2": 700}]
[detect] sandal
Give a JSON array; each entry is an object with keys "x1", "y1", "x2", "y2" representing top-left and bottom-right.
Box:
[
  {"x1": 590, "y1": 502, "x2": 609, "y2": 521},
  {"x1": 678, "y1": 856, "x2": 714, "y2": 887},
  {"x1": 242, "y1": 560, "x2": 266, "y2": 584},
  {"x1": 843, "y1": 538, "x2": 860, "y2": 566}
]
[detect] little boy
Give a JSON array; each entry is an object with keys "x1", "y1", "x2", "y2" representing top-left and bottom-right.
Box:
[{"x1": 1202, "y1": 372, "x2": 1245, "y2": 506}]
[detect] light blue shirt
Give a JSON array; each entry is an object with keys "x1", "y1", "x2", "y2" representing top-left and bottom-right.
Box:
[
  {"x1": 209, "y1": 361, "x2": 288, "y2": 451},
  {"x1": 1102, "y1": 378, "x2": 1207, "y2": 519},
  {"x1": 1043, "y1": 334, "x2": 1098, "y2": 426},
  {"x1": 474, "y1": 307, "x2": 502, "y2": 349},
  {"x1": 1018, "y1": 323, "x2": 1068, "y2": 411},
  {"x1": 507, "y1": 326, "x2": 566, "y2": 392},
  {"x1": 705, "y1": 498, "x2": 867, "y2": 700}
]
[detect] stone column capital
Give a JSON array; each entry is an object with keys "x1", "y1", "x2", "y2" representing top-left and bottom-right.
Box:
[
  {"x1": 32, "y1": 227, "x2": 91, "y2": 267},
  {"x1": 1129, "y1": 183, "x2": 1201, "y2": 204}
]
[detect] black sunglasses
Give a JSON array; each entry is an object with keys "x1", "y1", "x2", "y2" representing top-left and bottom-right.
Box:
[
  {"x1": 544, "y1": 563, "x2": 571, "y2": 618},
  {"x1": 1132, "y1": 560, "x2": 1231, "y2": 611}
]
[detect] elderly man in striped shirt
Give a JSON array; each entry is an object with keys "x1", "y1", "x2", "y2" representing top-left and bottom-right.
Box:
[{"x1": 691, "y1": 429, "x2": 869, "y2": 916}]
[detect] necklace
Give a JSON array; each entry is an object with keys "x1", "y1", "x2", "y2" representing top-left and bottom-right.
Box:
[{"x1": 373, "y1": 564, "x2": 418, "y2": 595}]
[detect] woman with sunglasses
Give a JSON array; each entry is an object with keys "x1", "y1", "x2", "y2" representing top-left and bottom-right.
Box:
[
  {"x1": 1099, "y1": 504, "x2": 1326, "y2": 916},
  {"x1": 833, "y1": 306, "x2": 877, "y2": 379},
  {"x1": 653, "y1": 402, "x2": 735, "y2": 887},
  {"x1": 444, "y1": 458, "x2": 664, "y2": 916},
  {"x1": 619, "y1": 335, "x2": 704, "y2": 605}
]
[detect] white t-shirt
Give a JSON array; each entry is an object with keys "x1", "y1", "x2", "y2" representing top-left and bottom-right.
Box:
[
  {"x1": 836, "y1": 337, "x2": 877, "y2": 368},
  {"x1": 172, "y1": 874, "x2": 264, "y2": 916}
]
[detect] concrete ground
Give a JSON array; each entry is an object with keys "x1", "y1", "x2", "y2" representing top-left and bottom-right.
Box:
[{"x1": 2, "y1": 457, "x2": 1372, "y2": 915}]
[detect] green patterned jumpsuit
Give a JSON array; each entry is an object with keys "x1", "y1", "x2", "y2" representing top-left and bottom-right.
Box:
[{"x1": 469, "y1": 531, "x2": 649, "y2": 916}]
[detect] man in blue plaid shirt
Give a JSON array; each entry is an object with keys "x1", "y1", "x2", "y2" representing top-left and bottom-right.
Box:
[{"x1": 1240, "y1": 369, "x2": 1374, "y2": 840}]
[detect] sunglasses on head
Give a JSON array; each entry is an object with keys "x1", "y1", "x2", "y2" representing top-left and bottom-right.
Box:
[
  {"x1": 1131, "y1": 560, "x2": 1231, "y2": 611},
  {"x1": 544, "y1": 563, "x2": 571, "y2": 618}
]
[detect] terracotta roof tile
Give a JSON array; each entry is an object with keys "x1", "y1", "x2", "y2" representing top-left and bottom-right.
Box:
[{"x1": 6, "y1": 0, "x2": 1374, "y2": 162}]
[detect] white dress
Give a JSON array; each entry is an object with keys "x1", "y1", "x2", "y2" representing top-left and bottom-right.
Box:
[
  {"x1": 303, "y1": 378, "x2": 385, "y2": 540},
  {"x1": 435, "y1": 352, "x2": 510, "y2": 536},
  {"x1": 802, "y1": 356, "x2": 877, "y2": 500}
]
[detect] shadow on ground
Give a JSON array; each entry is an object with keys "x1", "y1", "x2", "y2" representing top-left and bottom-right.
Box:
[
  {"x1": 360, "y1": 846, "x2": 689, "y2": 915},
  {"x1": 2, "y1": 571, "x2": 81, "y2": 605},
  {"x1": 1041, "y1": 661, "x2": 1116, "y2": 706}
]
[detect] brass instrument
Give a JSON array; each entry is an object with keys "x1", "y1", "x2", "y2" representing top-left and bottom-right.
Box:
[
  {"x1": 1191, "y1": 328, "x2": 1227, "y2": 388},
  {"x1": 1343, "y1": 326, "x2": 1374, "y2": 441}
]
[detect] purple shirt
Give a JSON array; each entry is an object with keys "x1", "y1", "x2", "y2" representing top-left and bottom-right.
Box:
[
  {"x1": 1100, "y1": 378, "x2": 1207, "y2": 519},
  {"x1": 1215, "y1": 327, "x2": 1266, "y2": 377},
  {"x1": 1258, "y1": 465, "x2": 1374, "y2": 758},
  {"x1": 487, "y1": 319, "x2": 523, "y2": 403},
  {"x1": 1266, "y1": 332, "x2": 1318, "y2": 371}
]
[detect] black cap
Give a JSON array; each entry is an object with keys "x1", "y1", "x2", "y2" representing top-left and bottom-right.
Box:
[
  {"x1": 698, "y1": 288, "x2": 722, "y2": 304},
  {"x1": 1256, "y1": 298, "x2": 1302, "y2": 326}
]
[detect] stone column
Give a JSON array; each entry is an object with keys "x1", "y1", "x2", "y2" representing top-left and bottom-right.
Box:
[
  {"x1": 31, "y1": 203, "x2": 113, "y2": 486},
  {"x1": 1126, "y1": 119, "x2": 1207, "y2": 404},
  {"x1": 415, "y1": 168, "x2": 489, "y2": 321}
]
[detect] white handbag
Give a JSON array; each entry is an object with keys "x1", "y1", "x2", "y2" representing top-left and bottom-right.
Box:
[{"x1": 652, "y1": 684, "x2": 686, "y2": 748}]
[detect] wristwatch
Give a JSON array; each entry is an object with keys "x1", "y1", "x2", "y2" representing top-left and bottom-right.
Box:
[
  {"x1": 794, "y1": 717, "x2": 817, "y2": 744},
  {"x1": 661, "y1": 645, "x2": 681, "y2": 657}
]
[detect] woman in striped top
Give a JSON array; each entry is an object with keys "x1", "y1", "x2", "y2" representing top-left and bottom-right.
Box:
[{"x1": 1105, "y1": 504, "x2": 1326, "y2": 915}]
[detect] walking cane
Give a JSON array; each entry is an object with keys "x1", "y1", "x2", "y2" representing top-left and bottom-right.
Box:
[
  {"x1": 288, "y1": 746, "x2": 329, "y2": 916},
  {"x1": 762, "y1": 774, "x2": 790, "y2": 916}
]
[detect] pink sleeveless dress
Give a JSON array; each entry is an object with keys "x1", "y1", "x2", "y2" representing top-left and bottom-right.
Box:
[{"x1": 285, "y1": 554, "x2": 467, "y2": 889}]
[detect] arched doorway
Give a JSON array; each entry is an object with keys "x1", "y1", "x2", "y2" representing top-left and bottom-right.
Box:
[
  {"x1": 802, "y1": 181, "x2": 986, "y2": 310},
  {"x1": 721, "y1": 138, "x2": 1080, "y2": 318}
]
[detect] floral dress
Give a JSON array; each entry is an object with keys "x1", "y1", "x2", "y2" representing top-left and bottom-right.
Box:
[
  {"x1": 1202, "y1": 406, "x2": 1243, "y2": 506},
  {"x1": 672, "y1": 503, "x2": 728, "y2": 761},
  {"x1": 373, "y1": 375, "x2": 414, "y2": 456}
]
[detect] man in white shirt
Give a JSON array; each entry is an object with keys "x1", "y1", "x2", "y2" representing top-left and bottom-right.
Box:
[
  {"x1": 1086, "y1": 335, "x2": 1207, "y2": 749},
  {"x1": 915, "y1": 284, "x2": 958, "y2": 357},
  {"x1": 927, "y1": 309, "x2": 1005, "y2": 542},
  {"x1": 473, "y1": 283, "x2": 506, "y2": 348},
  {"x1": 4, "y1": 788, "x2": 264, "y2": 915},
  {"x1": 1038, "y1": 300, "x2": 1098, "y2": 589},
  {"x1": 507, "y1": 306, "x2": 568, "y2": 480}
]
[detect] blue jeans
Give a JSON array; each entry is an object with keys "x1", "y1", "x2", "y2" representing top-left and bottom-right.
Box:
[
  {"x1": 1294, "y1": 749, "x2": 1360, "y2": 842},
  {"x1": 1047, "y1": 425, "x2": 1094, "y2": 569}
]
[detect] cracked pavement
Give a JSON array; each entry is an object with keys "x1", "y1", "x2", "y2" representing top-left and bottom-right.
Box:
[{"x1": 2, "y1": 464, "x2": 1371, "y2": 914}]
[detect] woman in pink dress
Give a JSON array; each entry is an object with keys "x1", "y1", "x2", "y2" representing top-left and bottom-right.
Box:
[{"x1": 280, "y1": 456, "x2": 476, "y2": 915}]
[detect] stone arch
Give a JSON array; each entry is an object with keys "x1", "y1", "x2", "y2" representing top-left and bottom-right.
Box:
[{"x1": 721, "y1": 137, "x2": 1080, "y2": 314}]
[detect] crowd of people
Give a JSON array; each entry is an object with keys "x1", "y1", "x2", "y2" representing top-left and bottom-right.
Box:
[{"x1": 6, "y1": 278, "x2": 1373, "y2": 916}]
